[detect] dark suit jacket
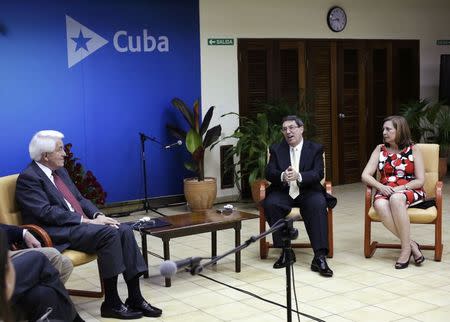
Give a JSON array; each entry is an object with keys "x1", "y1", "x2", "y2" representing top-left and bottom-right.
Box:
[
  {"x1": 15, "y1": 161, "x2": 99, "y2": 251},
  {"x1": 266, "y1": 139, "x2": 336, "y2": 208},
  {"x1": 0, "y1": 224, "x2": 24, "y2": 247}
]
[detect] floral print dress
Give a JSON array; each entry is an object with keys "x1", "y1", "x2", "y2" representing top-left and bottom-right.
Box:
[{"x1": 375, "y1": 144, "x2": 425, "y2": 206}]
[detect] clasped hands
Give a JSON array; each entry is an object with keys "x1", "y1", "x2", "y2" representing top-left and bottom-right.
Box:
[
  {"x1": 283, "y1": 166, "x2": 300, "y2": 183},
  {"x1": 377, "y1": 184, "x2": 407, "y2": 197},
  {"x1": 85, "y1": 214, "x2": 120, "y2": 229}
]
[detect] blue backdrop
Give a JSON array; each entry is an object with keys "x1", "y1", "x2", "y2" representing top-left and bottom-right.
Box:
[{"x1": 0, "y1": 0, "x2": 200, "y2": 202}]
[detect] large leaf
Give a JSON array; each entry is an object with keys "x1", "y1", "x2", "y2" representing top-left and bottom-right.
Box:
[
  {"x1": 166, "y1": 124, "x2": 187, "y2": 140},
  {"x1": 186, "y1": 129, "x2": 202, "y2": 153},
  {"x1": 171, "y1": 98, "x2": 194, "y2": 129},
  {"x1": 203, "y1": 125, "x2": 222, "y2": 149},
  {"x1": 193, "y1": 100, "x2": 200, "y2": 132},
  {"x1": 200, "y1": 106, "x2": 215, "y2": 136},
  {"x1": 184, "y1": 161, "x2": 198, "y2": 173}
]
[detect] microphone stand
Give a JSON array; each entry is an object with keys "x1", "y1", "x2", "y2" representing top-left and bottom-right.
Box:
[
  {"x1": 139, "y1": 132, "x2": 166, "y2": 217},
  {"x1": 188, "y1": 218, "x2": 300, "y2": 322}
]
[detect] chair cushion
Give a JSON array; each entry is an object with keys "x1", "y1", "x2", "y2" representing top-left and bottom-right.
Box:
[
  {"x1": 62, "y1": 249, "x2": 97, "y2": 266},
  {"x1": 0, "y1": 174, "x2": 21, "y2": 225},
  {"x1": 368, "y1": 206, "x2": 437, "y2": 224}
]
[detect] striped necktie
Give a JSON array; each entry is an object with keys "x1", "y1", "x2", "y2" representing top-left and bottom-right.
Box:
[{"x1": 289, "y1": 147, "x2": 300, "y2": 199}]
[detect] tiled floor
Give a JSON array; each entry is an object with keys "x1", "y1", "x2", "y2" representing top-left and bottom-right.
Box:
[{"x1": 70, "y1": 180, "x2": 450, "y2": 321}]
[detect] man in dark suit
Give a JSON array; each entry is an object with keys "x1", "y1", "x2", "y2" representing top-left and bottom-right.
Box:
[
  {"x1": 15, "y1": 130, "x2": 162, "y2": 319},
  {"x1": 0, "y1": 228, "x2": 83, "y2": 321},
  {"x1": 1, "y1": 222, "x2": 73, "y2": 284},
  {"x1": 264, "y1": 115, "x2": 335, "y2": 277}
]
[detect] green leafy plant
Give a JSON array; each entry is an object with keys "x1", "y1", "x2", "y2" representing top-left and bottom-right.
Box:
[
  {"x1": 424, "y1": 103, "x2": 450, "y2": 157},
  {"x1": 167, "y1": 98, "x2": 222, "y2": 181},
  {"x1": 218, "y1": 99, "x2": 314, "y2": 195},
  {"x1": 64, "y1": 143, "x2": 107, "y2": 205},
  {"x1": 400, "y1": 99, "x2": 450, "y2": 157},
  {"x1": 400, "y1": 98, "x2": 430, "y2": 142}
]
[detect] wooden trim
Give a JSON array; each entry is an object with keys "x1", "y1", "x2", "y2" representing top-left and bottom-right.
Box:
[{"x1": 330, "y1": 41, "x2": 339, "y2": 184}]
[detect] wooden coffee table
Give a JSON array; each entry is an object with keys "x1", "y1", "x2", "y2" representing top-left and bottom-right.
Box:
[{"x1": 138, "y1": 209, "x2": 258, "y2": 287}]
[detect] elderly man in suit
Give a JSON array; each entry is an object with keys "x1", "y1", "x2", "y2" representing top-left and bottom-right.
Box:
[
  {"x1": 15, "y1": 130, "x2": 162, "y2": 319},
  {"x1": 1, "y1": 223, "x2": 73, "y2": 284},
  {"x1": 264, "y1": 115, "x2": 335, "y2": 277}
]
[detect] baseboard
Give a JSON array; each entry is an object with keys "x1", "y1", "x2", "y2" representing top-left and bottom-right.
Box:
[{"x1": 100, "y1": 194, "x2": 185, "y2": 216}]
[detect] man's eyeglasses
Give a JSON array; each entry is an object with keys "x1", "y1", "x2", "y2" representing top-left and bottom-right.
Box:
[{"x1": 281, "y1": 125, "x2": 300, "y2": 133}]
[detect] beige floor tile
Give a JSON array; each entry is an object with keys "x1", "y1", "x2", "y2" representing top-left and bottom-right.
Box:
[
  {"x1": 341, "y1": 286, "x2": 399, "y2": 305},
  {"x1": 375, "y1": 297, "x2": 437, "y2": 315},
  {"x1": 203, "y1": 302, "x2": 263, "y2": 321},
  {"x1": 340, "y1": 305, "x2": 404, "y2": 321}
]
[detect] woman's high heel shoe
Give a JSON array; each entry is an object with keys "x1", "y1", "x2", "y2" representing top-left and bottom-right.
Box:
[
  {"x1": 412, "y1": 241, "x2": 425, "y2": 265},
  {"x1": 395, "y1": 251, "x2": 412, "y2": 269}
]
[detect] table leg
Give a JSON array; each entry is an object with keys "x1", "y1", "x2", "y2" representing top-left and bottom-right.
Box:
[
  {"x1": 163, "y1": 238, "x2": 171, "y2": 287},
  {"x1": 211, "y1": 231, "x2": 217, "y2": 264},
  {"x1": 141, "y1": 232, "x2": 149, "y2": 278},
  {"x1": 235, "y1": 222, "x2": 241, "y2": 272}
]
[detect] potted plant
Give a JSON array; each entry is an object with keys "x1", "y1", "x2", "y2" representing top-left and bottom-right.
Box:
[
  {"x1": 424, "y1": 103, "x2": 450, "y2": 179},
  {"x1": 401, "y1": 99, "x2": 450, "y2": 179},
  {"x1": 167, "y1": 97, "x2": 222, "y2": 211},
  {"x1": 220, "y1": 99, "x2": 314, "y2": 202}
]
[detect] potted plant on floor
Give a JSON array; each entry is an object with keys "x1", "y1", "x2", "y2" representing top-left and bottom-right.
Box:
[
  {"x1": 424, "y1": 102, "x2": 450, "y2": 179},
  {"x1": 167, "y1": 98, "x2": 222, "y2": 211},
  {"x1": 220, "y1": 99, "x2": 314, "y2": 202},
  {"x1": 401, "y1": 99, "x2": 450, "y2": 179}
]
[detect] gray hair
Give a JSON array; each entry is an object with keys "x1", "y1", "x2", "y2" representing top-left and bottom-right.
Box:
[{"x1": 29, "y1": 130, "x2": 64, "y2": 161}]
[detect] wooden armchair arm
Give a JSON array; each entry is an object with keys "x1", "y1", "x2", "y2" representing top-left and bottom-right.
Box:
[
  {"x1": 20, "y1": 224, "x2": 53, "y2": 247},
  {"x1": 257, "y1": 180, "x2": 270, "y2": 202},
  {"x1": 325, "y1": 181, "x2": 332, "y2": 194},
  {"x1": 436, "y1": 181, "x2": 443, "y2": 210},
  {"x1": 365, "y1": 185, "x2": 373, "y2": 215}
]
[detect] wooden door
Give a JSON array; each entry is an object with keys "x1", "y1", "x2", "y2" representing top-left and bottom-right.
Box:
[{"x1": 337, "y1": 41, "x2": 366, "y2": 184}]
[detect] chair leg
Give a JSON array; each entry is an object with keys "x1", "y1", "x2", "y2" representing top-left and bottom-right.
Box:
[
  {"x1": 68, "y1": 261, "x2": 104, "y2": 298},
  {"x1": 435, "y1": 220, "x2": 443, "y2": 261},
  {"x1": 327, "y1": 210, "x2": 333, "y2": 258},
  {"x1": 364, "y1": 216, "x2": 377, "y2": 258}
]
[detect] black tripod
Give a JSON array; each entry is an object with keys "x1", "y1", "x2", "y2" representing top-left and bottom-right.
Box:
[
  {"x1": 188, "y1": 217, "x2": 303, "y2": 322},
  {"x1": 139, "y1": 132, "x2": 166, "y2": 217}
]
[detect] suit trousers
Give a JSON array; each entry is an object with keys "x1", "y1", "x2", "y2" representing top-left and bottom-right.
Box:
[
  {"x1": 66, "y1": 223, "x2": 147, "y2": 280},
  {"x1": 263, "y1": 189, "x2": 329, "y2": 253},
  {"x1": 11, "y1": 251, "x2": 76, "y2": 321},
  {"x1": 10, "y1": 247, "x2": 73, "y2": 284}
]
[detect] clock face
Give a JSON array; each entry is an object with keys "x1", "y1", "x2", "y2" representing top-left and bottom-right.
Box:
[{"x1": 327, "y1": 6, "x2": 347, "y2": 32}]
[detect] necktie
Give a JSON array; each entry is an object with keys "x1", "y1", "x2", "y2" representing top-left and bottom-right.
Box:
[
  {"x1": 52, "y1": 171, "x2": 88, "y2": 218},
  {"x1": 289, "y1": 147, "x2": 300, "y2": 199}
]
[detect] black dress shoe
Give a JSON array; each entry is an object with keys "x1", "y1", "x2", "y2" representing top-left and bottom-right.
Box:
[
  {"x1": 100, "y1": 302, "x2": 143, "y2": 320},
  {"x1": 273, "y1": 249, "x2": 296, "y2": 269},
  {"x1": 125, "y1": 299, "x2": 162, "y2": 318},
  {"x1": 311, "y1": 255, "x2": 333, "y2": 277}
]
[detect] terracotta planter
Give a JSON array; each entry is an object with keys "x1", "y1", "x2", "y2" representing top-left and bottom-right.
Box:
[
  {"x1": 438, "y1": 156, "x2": 448, "y2": 180},
  {"x1": 251, "y1": 179, "x2": 269, "y2": 204},
  {"x1": 184, "y1": 177, "x2": 217, "y2": 212}
]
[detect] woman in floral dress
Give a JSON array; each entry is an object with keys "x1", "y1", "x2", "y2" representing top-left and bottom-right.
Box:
[{"x1": 362, "y1": 115, "x2": 425, "y2": 269}]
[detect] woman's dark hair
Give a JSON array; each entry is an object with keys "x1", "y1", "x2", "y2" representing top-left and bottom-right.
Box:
[
  {"x1": 383, "y1": 115, "x2": 413, "y2": 149},
  {"x1": 0, "y1": 229, "x2": 13, "y2": 322}
]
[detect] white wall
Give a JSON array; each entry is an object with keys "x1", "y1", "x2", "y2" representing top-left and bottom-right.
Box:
[{"x1": 200, "y1": 0, "x2": 450, "y2": 197}]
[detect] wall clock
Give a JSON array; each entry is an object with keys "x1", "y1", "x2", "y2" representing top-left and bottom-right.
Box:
[{"x1": 327, "y1": 6, "x2": 347, "y2": 32}]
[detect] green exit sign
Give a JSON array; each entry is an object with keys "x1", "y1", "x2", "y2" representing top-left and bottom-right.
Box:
[
  {"x1": 437, "y1": 40, "x2": 450, "y2": 45},
  {"x1": 208, "y1": 38, "x2": 234, "y2": 46}
]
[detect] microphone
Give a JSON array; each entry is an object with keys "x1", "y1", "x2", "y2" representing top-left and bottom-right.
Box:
[
  {"x1": 160, "y1": 257, "x2": 203, "y2": 277},
  {"x1": 164, "y1": 140, "x2": 183, "y2": 149}
]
